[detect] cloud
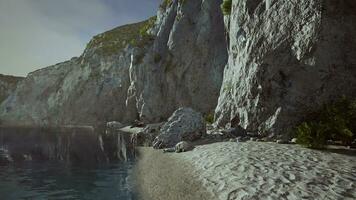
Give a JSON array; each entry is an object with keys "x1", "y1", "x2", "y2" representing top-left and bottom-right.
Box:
[{"x1": 0, "y1": 0, "x2": 160, "y2": 76}]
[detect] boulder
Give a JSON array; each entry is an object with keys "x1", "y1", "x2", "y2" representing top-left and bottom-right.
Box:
[
  {"x1": 236, "y1": 136, "x2": 250, "y2": 143},
  {"x1": 107, "y1": 121, "x2": 125, "y2": 129},
  {"x1": 106, "y1": 121, "x2": 125, "y2": 134},
  {"x1": 153, "y1": 108, "x2": 206, "y2": 149},
  {"x1": 175, "y1": 141, "x2": 194, "y2": 153},
  {"x1": 131, "y1": 123, "x2": 164, "y2": 146},
  {"x1": 290, "y1": 138, "x2": 298, "y2": 144},
  {"x1": 276, "y1": 140, "x2": 289, "y2": 144},
  {"x1": 0, "y1": 148, "x2": 12, "y2": 165}
]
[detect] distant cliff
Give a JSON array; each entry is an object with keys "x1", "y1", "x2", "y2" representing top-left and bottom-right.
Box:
[{"x1": 0, "y1": 74, "x2": 23, "y2": 104}]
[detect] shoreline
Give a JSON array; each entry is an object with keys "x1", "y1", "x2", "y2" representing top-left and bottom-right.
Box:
[
  {"x1": 134, "y1": 141, "x2": 356, "y2": 200},
  {"x1": 132, "y1": 147, "x2": 214, "y2": 200}
]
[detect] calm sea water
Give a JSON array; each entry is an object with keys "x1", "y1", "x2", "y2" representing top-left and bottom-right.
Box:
[
  {"x1": 0, "y1": 127, "x2": 138, "y2": 200},
  {"x1": 0, "y1": 161, "x2": 137, "y2": 200}
]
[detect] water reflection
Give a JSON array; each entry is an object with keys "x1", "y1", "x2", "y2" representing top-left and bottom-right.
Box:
[
  {"x1": 0, "y1": 161, "x2": 137, "y2": 200},
  {"x1": 0, "y1": 126, "x2": 135, "y2": 165},
  {"x1": 0, "y1": 126, "x2": 138, "y2": 200}
]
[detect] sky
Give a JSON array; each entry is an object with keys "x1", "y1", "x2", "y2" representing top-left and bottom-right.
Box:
[{"x1": 0, "y1": 0, "x2": 161, "y2": 77}]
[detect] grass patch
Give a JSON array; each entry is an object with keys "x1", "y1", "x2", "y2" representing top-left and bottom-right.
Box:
[
  {"x1": 85, "y1": 17, "x2": 156, "y2": 56},
  {"x1": 205, "y1": 112, "x2": 215, "y2": 124},
  {"x1": 295, "y1": 97, "x2": 356, "y2": 149},
  {"x1": 221, "y1": 0, "x2": 232, "y2": 16},
  {"x1": 160, "y1": 0, "x2": 173, "y2": 9},
  {"x1": 154, "y1": 53, "x2": 162, "y2": 63}
]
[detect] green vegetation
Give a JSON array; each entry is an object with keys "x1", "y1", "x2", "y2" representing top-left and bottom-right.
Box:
[
  {"x1": 178, "y1": 0, "x2": 187, "y2": 5},
  {"x1": 295, "y1": 97, "x2": 356, "y2": 149},
  {"x1": 221, "y1": 0, "x2": 232, "y2": 16},
  {"x1": 85, "y1": 17, "x2": 156, "y2": 56},
  {"x1": 160, "y1": 0, "x2": 173, "y2": 9},
  {"x1": 223, "y1": 81, "x2": 233, "y2": 93},
  {"x1": 139, "y1": 17, "x2": 156, "y2": 38},
  {"x1": 130, "y1": 16, "x2": 157, "y2": 48},
  {"x1": 154, "y1": 53, "x2": 162, "y2": 63},
  {"x1": 205, "y1": 112, "x2": 215, "y2": 124}
]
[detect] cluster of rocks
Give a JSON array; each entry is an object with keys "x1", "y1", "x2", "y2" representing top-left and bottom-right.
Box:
[
  {"x1": 125, "y1": 107, "x2": 308, "y2": 153},
  {"x1": 129, "y1": 107, "x2": 205, "y2": 153}
]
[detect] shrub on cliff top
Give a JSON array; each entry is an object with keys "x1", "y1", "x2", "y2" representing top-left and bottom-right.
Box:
[
  {"x1": 130, "y1": 16, "x2": 157, "y2": 48},
  {"x1": 204, "y1": 113, "x2": 214, "y2": 124},
  {"x1": 160, "y1": 0, "x2": 173, "y2": 9},
  {"x1": 221, "y1": 0, "x2": 232, "y2": 16},
  {"x1": 295, "y1": 97, "x2": 356, "y2": 149},
  {"x1": 86, "y1": 17, "x2": 156, "y2": 56}
]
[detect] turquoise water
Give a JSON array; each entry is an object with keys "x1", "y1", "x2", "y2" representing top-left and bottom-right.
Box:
[{"x1": 0, "y1": 160, "x2": 138, "y2": 200}]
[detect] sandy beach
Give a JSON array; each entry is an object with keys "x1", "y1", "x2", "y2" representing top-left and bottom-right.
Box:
[
  {"x1": 133, "y1": 147, "x2": 214, "y2": 200},
  {"x1": 134, "y1": 142, "x2": 356, "y2": 200}
]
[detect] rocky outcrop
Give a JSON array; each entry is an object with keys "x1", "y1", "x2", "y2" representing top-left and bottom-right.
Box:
[
  {"x1": 127, "y1": 0, "x2": 227, "y2": 122},
  {"x1": 131, "y1": 123, "x2": 163, "y2": 147},
  {"x1": 0, "y1": 74, "x2": 23, "y2": 104},
  {"x1": 153, "y1": 107, "x2": 206, "y2": 148},
  {"x1": 215, "y1": 0, "x2": 356, "y2": 138},
  {"x1": 0, "y1": 21, "x2": 149, "y2": 126}
]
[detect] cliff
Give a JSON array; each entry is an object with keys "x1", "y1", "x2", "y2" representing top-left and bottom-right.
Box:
[
  {"x1": 0, "y1": 21, "x2": 147, "y2": 126},
  {"x1": 0, "y1": 74, "x2": 23, "y2": 104},
  {"x1": 1, "y1": 0, "x2": 355, "y2": 139},
  {"x1": 215, "y1": 0, "x2": 356, "y2": 138},
  {"x1": 0, "y1": 0, "x2": 227, "y2": 126}
]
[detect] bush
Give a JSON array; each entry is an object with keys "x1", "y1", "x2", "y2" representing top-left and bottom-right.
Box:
[
  {"x1": 160, "y1": 0, "x2": 173, "y2": 9},
  {"x1": 205, "y1": 113, "x2": 214, "y2": 124},
  {"x1": 154, "y1": 53, "x2": 162, "y2": 63},
  {"x1": 295, "y1": 97, "x2": 356, "y2": 149},
  {"x1": 296, "y1": 122, "x2": 329, "y2": 149},
  {"x1": 139, "y1": 16, "x2": 156, "y2": 38},
  {"x1": 221, "y1": 0, "x2": 232, "y2": 16},
  {"x1": 130, "y1": 16, "x2": 156, "y2": 48}
]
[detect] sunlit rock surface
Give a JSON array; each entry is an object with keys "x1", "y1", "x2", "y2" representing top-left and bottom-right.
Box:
[
  {"x1": 0, "y1": 0, "x2": 227, "y2": 127},
  {"x1": 127, "y1": 0, "x2": 227, "y2": 122},
  {"x1": 0, "y1": 21, "x2": 147, "y2": 126},
  {"x1": 215, "y1": 0, "x2": 356, "y2": 138}
]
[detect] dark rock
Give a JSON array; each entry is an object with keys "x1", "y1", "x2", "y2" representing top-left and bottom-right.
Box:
[
  {"x1": 236, "y1": 136, "x2": 250, "y2": 143},
  {"x1": 131, "y1": 123, "x2": 164, "y2": 146},
  {"x1": 221, "y1": 125, "x2": 247, "y2": 138},
  {"x1": 0, "y1": 148, "x2": 12, "y2": 165}
]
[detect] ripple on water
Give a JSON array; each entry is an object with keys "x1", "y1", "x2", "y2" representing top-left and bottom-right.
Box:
[{"x1": 0, "y1": 161, "x2": 138, "y2": 200}]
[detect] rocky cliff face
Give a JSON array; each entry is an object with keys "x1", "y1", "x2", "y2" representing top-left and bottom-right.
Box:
[
  {"x1": 127, "y1": 0, "x2": 227, "y2": 122},
  {"x1": 0, "y1": 0, "x2": 227, "y2": 126},
  {"x1": 0, "y1": 74, "x2": 23, "y2": 104},
  {"x1": 215, "y1": 0, "x2": 356, "y2": 138},
  {"x1": 0, "y1": 21, "x2": 146, "y2": 126},
  {"x1": 2, "y1": 0, "x2": 355, "y2": 138}
]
